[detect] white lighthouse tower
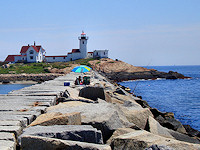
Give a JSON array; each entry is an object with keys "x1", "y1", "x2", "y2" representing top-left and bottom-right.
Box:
[{"x1": 78, "y1": 31, "x2": 88, "y2": 59}]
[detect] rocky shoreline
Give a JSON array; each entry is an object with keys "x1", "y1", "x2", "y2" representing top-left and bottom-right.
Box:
[
  {"x1": 1, "y1": 71, "x2": 200, "y2": 149},
  {"x1": 103, "y1": 70, "x2": 190, "y2": 82},
  {"x1": 118, "y1": 83, "x2": 200, "y2": 138},
  {"x1": 88, "y1": 58, "x2": 190, "y2": 82},
  {"x1": 0, "y1": 73, "x2": 63, "y2": 84}
]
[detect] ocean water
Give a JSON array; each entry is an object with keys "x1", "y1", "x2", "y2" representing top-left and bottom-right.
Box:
[
  {"x1": 119, "y1": 65, "x2": 200, "y2": 131},
  {"x1": 0, "y1": 84, "x2": 33, "y2": 94}
]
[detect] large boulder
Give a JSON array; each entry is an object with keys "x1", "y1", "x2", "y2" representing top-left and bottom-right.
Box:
[
  {"x1": 151, "y1": 108, "x2": 187, "y2": 134},
  {"x1": 79, "y1": 86, "x2": 105, "y2": 101},
  {"x1": 146, "y1": 116, "x2": 174, "y2": 139},
  {"x1": 107, "y1": 128, "x2": 138, "y2": 145},
  {"x1": 110, "y1": 130, "x2": 200, "y2": 150},
  {"x1": 29, "y1": 112, "x2": 81, "y2": 126},
  {"x1": 119, "y1": 104, "x2": 154, "y2": 129},
  {"x1": 47, "y1": 101, "x2": 134, "y2": 143},
  {"x1": 20, "y1": 125, "x2": 103, "y2": 144},
  {"x1": 21, "y1": 135, "x2": 111, "y2": 150},
  {"x1": 146, "y1": 116, "x2": 200, "y2": 144}
]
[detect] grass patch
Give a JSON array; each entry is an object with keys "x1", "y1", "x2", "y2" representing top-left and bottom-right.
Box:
[{"x1": 0, "y1": 58, "x2": 98, "y2": 74}]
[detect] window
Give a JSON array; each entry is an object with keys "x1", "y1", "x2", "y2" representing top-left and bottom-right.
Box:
[
  {"x1": 30, "y1": 56, "x2": 33, "y2": 59},
  {"x1": 83, "y1": 41, "x2": 84, "y2": 44},
  {"x1": 97, "y1": 52, "x2": 98, "y2": 55},
  {"x1": 63, "y1": 57, "x2": 66, "y2": 59},
  {"x1": 53, "y1": 57, "x2": 55, "y2": 59},
  {"x1": 104, "y1": 52, "x2": 106, "y2": 55},
  {"x1": 30, "y1": 50, "x2": 34, "y2": 54}
]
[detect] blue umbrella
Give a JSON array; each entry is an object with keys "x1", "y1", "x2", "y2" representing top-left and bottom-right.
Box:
[{"x1": 72, "y1": 65, "x2": 92, "y2": 73}]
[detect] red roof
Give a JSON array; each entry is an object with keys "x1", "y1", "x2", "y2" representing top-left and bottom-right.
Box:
[
  {"x1": 88, "y1": 52, "x2": 93, "y2": 53},
  {"x1": 81, "y1": 32, "x2": 86, "y2": 35},
  {"x1": 20, "y1": 45, "x2": 43, "y2": 54},
  {"x1": 32, "y1": 46, "x2": 40, "y2": 53},
  {"x1": 72, "y1": 49, "x2": 80, "y2": 53},
  {"x1": 36, "y1": 46, "x2": 41, "y2": 50},
  {"x1": 20, "y1": 46, "x2": 29, "y2": 53},
  {"x1": 5, "y1": 55, "x2": 21, "y2": 62},
  {"x1": 68, "y1": 52, "x2": 72, "y2": 54},
  {"x1": 45, "y1": 55, "x2": 67, "y2": 58}
]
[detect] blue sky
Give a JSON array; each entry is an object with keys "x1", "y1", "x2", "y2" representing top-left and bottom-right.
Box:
[{"x1": 0, "y1": 0, "x2": 199, "y2": 66}]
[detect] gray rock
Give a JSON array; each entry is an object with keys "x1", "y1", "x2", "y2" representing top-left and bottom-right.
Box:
[
  {"x1": 0, "y1": 126, "x2": 23, "y2": 137},
  {"x1": 0, "y1": 132, "x2": 16, "y2": 142},
  {"x1": 0, "y1": 120, "x2": 22, "y2": 126},
  {"x1": 47, "y1": 101, "x2": 134, "y2": 143},
  {"x1": 19, "y1": 125, "x2": 103, "y2": 144},
  {"x1": 111, "y1": 130, "x2": 200, "y2": 150},
  {"x1": 0, "y1": 140, "x2": 16, "y2": 150},
  {"x1": 168, "y1": 129, "x2": 200, "y2": 144},
  {"x1": 146, "y1": 116, "x2": 200, "y2": 144},
  {"x1": 145, "y1": 144, "x2": 174, "y2": 150},
  {"x1": 146, "y1": 116, "x2": 174, "y2": 139},
  {"x1": 79, "y1": 86, "x2": 105, "y2": 101},
  {"x1": 119, "y1": 105, "x2": 153, "y2": 129},
  {"x1": 21, "y1": 135, "x2": 111, "y2": 150},
  {"x1": 107, "y1": 128, "x2": 138, "y2": 145}
]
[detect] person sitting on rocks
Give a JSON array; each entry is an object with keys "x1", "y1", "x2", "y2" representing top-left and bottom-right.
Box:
[
  {"x1": 75, "y1": 77, "x2": 79, "y2": 85},
  {"x1": 78, "y1": 76, "x2": 83, "y2": 85}
]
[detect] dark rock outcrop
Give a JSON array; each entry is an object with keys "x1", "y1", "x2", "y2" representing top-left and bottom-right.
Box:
[
  {"x1": 104, "y1": 70, "x2": 189, "y2": 82},
  {"x1": 79, "y1": 87, "x2": 105, "y2": 101},
  {"x1": 183, "y1": 125, "x2": 200, "y2": 137}
]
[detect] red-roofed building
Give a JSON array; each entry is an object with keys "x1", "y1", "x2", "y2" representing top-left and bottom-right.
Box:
[
  {"x1": 4, "y1": 42, "x2": 45, "y2": 63},
  {"x1": 4, "y1": 55, "x2": 21, "y2": 63}
]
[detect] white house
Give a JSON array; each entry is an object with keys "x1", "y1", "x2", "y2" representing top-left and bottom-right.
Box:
[
  {"x1": 5, "y1": 42, "x2": 45, "y2": 63},
  {"x1": 93, "y1": 50, "x2": 109, "y2": 58}
]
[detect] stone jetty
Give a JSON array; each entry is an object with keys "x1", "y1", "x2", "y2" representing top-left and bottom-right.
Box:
[{"x1": 0, "y1": 71, "x2": 200, "y2": 150}]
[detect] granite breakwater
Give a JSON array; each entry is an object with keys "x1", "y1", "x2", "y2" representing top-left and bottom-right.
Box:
[{"x1": 1, "y1": 71, "x2": 200, "y2": 150}]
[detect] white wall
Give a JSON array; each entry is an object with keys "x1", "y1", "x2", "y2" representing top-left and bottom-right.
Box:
[
  {"x1": 87, "y1": 53, "x2": 93, "y2": 58},
  {"x1": 67, "y1": 52, "x2": 83, "y2": 61},
  {"x1": 14, "y1": 56, "x2": 22, "y2": 62},
  {"x1": 26, "y1": 47, "x2": 39, "y2": 63},
  {"x1": 46, "y1": 56, "x2": 67, "y2": 62},
  {"x1": 93, "y1": 50, "x2": 108, "y2": 58}
]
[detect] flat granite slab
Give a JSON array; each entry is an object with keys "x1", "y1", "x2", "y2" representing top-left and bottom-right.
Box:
[
  {"x1": 0, "y1": 120, "x2": 22, "y2": 126},
  {"x1": 0, "y1": 140, "x2": 16, "y2": 150},
  {"x1": 21, "y1": 135, "x2": 111, "y2": 150},
  {"x1": 19, "y1": 125, "x2": 103, "y2": 144},
  {"x1": 0, "y1": 126, "x2": 23, "y2": 137},
  {"x1": 0, "y1": 132, "x2": 16, "y2": 142}
]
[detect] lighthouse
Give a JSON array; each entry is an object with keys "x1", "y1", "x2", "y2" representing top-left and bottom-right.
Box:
[{"x1": 78, "y1": 31, "x2": 88, "y2": 59}]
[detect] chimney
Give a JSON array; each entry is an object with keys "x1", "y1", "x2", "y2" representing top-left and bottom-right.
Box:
[{"x1": 34, "y1": 41, "x2": 36, "y2": 46}]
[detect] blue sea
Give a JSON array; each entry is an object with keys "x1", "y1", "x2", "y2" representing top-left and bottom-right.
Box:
[
  {"x1": 119, "y1": 66, "x2": 200, "y2": 131},
  {"x1": 0, "y1": 84, "x2": 33, "y2": 94}
]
